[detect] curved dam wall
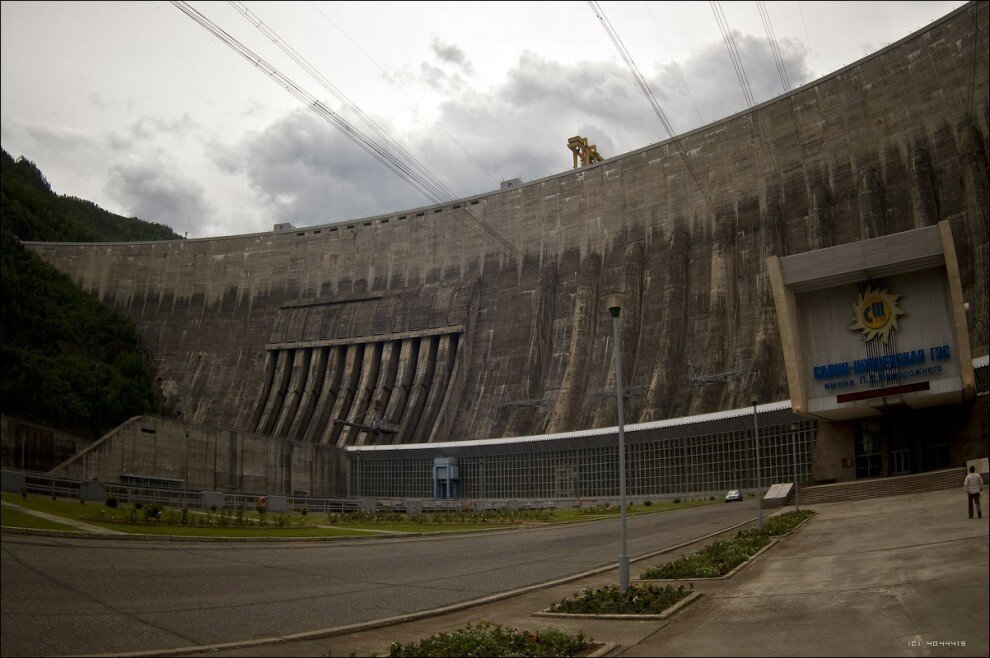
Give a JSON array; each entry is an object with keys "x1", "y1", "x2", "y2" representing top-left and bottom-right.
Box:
[{"x1": 29, "y1": 3, "x2": 989, "y2": 448}]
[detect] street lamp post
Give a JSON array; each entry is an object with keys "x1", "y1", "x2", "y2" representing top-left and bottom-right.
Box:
[
  {"x1": 603, "y1": 291, "x2": 630, "y2": 591},
  {"x1": 752, "y1": 397, "x2": 763, "y2": 529},
  {"x1": 791, "y1": 423, "x2": 800, "y2": 512}
]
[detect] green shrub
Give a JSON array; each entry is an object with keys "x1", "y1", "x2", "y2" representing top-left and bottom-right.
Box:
[
  {"x1": 387, "y1": 622, "x2": 591, "y2": 657},
  {"x1": 672, "y1": 498, "x2": 681, "y2": 504},
  {"x1": 548, "y1": 583, "x2": 692, "y2": 615},
  {"x1": 105, "y1": 496, "x2": 119, "y2": 508},
  {"x1": 641, "y1": 509, "x2": 815, "y2": 579},
  {"x1": 144, "y1": 502, "x2": 163, "y2": 520}
]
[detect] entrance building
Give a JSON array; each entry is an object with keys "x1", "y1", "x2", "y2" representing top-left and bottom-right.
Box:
[{"x1": 768, "y1": 221, "x2": 984, "y2": 483}]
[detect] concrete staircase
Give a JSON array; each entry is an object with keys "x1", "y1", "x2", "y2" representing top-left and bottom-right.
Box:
[{"x1": 790, "y1": 467, "x2": 966, "y2": 505}]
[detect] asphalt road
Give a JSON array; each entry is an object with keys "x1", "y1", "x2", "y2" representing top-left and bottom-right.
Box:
[{"x1": 0, "y1": 501, "x2": 758, "y2": 656}]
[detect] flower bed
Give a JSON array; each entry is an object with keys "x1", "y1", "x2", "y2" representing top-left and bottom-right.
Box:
[
  {"x1": 386, "y1": 622, "x2": 593, "y2": 657},
  {"x1": 640, "y1": 509, "x2": 815, "y2": 579},
  {"x1": 547, "y1": 583, "x2": 693, "y2": 615}
]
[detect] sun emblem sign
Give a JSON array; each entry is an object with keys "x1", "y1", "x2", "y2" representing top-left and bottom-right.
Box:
[{"x1": 848, "y1": 287, "x2": 906, "y2": 344}]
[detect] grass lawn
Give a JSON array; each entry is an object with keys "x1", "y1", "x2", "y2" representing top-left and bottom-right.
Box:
[
  {"x1": 89, "y1": 523, "x2": 369, "y2": 538},
  {"x1": 552, "y1": 498, "x2": 718, "y2": 523},
  {"x1": 1, "y1": 493, "x2": 719, "y2": 538},
  {"x1": 1, "y1": 505, "x2": 78, "y2": 531},
  {"x1": 0, "y1": 494, "x2": 365, "y2": 537}
]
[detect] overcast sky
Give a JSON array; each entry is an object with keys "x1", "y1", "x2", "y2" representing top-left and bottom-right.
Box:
[{"x1": 0, "y1": 1, "x2": 966, "y2": 238}]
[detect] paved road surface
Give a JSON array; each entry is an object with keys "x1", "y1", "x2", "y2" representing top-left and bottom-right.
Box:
[{"x1": 0, "y1": 501, "x2": 756, "y2": 656}]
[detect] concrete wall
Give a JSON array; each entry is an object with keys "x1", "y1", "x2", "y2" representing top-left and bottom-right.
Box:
[
  {"x1": 49, "y1": 416, "x2": 346, "y2": 496},
  {"x1": 28, "y1": 4, "x2": 989, "y2": 447}
]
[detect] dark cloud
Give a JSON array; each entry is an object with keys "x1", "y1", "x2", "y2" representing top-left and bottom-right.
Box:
[
  {"x1": 204, "y1": 32, "x2": 815, "y2": 229},
  {"x1": 672, "y1": 32, "x2": 813, "y2": 130},
  {"x1": 419, "y1": 62, "x2": 469, "y2": 93},
  {"x1": 211, "y1": 110, "x2": 426, "y2": 227},
  {"x1": 107, "y1": 114, "x2": 197, "y2": 151},
  {"x1": 417, "y1": 32, "x2": 814, "y2": 188},
  {"x1": 21, "y1": 122, "x2": 99, "y2": 154},
  {"x1": 430, "y1": 37, "x2": 474, "y2": 73},
  {"x1": 104, "y1": 154, "x2": 213, "y2": 235}
]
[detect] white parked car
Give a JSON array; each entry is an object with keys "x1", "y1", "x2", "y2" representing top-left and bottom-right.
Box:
[{"x1": 725, "y1": 489, "x2": 743, "y2": 503}]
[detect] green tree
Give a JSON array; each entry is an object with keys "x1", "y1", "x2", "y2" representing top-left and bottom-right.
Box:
[{"x1": 0, "y1": 149, "x2": 173, "y2": 437}]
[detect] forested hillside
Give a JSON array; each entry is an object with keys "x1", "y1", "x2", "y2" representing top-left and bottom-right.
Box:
[
  {"x1": 1, "y1": 149, "x2": 177, "y2": 438},
  {"x1": 1, "y1": 149, "x2": 181, "y2": 242}
]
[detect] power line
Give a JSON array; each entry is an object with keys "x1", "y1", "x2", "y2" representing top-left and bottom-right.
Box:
[
  {"x1": 757, "y1": 1, "x2": 791, "y2": 93},
  {"x1": 305, "y1": 0, "x2": 503, "y2": 187},
  {"x1": 642, "y1": 1, "x2": 707, "y2": 128},
  {"x1": 228, "y1": 1, "x2": 451, "y2": 211},
  {"x1": 796, "y1": 1, "x2": 817, "y2": 78},
  {"x1": 709, "y1": 1, "x2": 781, "y2": 189},
  {"x1": 710, "y1": 1, "x2": 757, "y2": 107},
  {"x1": 586, "y1": 0, "x2": 717, "y2": 217},
  {"x1": 171, "y1": 1, "x2": 532, "y2": 273}
]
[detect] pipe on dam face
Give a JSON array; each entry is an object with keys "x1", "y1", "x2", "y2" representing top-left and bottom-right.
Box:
[
  {"x1": 384, "y1": 339, "x2": 418, "y2": 444},
  {"x1": 394, "y1": 336, "x2": 440, "y2": 444},
  {"x1": 302, "y1": 346, "x2": 343, "y2": 444},
  {"x1": 286, "y1": 347, "x2": 328, "y2": 441},
  {"x1": 340, "y1": 341, "x2": 382, "y2": 446},
  {"x1": 272, "y1": 348, "x2": 310, "y2": 439},
  {"x1": 323, "y1": 343, "x2": 364, "y2": 446}
]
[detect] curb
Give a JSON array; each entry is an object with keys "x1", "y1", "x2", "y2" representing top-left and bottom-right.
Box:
[
  {"x1": 533, "y1": 591, "x2": 703, "y2": 621},
  {"x1": 633, "y1": 512, "x2": 816, "y2": 583},
  {"x1": 588, "y1": 642, "x2": 619, "y2": 657},
  {"x1": 633, "y1": 539, "x2": 779, "y2": 583}
]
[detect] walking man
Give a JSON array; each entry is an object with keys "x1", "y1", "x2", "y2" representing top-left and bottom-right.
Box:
[{"x1": 964, "y1": 465, "x2": 983, "y2": 519}]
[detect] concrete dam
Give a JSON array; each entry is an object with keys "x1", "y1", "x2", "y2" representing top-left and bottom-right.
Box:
[{"x1": 30, "y1": 3, "x2": 989, "y2": 457}]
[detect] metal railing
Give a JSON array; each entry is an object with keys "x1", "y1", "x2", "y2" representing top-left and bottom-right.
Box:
[{"x1": 3, "y1": 468, "x2": 750, "y2": 514}]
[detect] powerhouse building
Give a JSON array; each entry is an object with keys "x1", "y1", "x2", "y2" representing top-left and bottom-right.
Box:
[{"x1": 33, "y1": 3, "x2": 989, "y2": 499}]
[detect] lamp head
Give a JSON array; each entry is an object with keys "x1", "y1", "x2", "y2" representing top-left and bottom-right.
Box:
[{"x1": 602, "y1": 291, "x2": 628, "y2": 318}]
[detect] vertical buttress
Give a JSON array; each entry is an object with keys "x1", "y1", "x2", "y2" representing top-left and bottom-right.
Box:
[
  {"x1": 340, "y1": 342, "x2": 383, "y2": 446},
  {"x1": 272, "y1": 349, "x2": 311, "y2": 438},
  {"x1": 321, "y1": 344, "x2": 363, "y2": 445},
  {"x1": 396, "y1": 337, "x2": 439, "y2": 442},
  {"x1": 385, "y1": 339, "x2": 419, "y2": 444},
  {"x1": 287, "y1": 347, "x2": 328, "y2": 441},
  {"x1": 414, "y1": 334, "x2": 458, "y2": 442},
  {"x1": 303, "y1": 346, "x2": 343, "y2": 443}
]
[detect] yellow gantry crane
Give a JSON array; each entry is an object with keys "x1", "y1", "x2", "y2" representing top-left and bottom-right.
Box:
[{"x1": 567, "y1": 135, "x2": 605, "y2": 168}]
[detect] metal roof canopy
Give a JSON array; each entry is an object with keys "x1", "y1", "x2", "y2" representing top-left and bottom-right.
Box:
[{"x1": 347, "y1": 401, "x2": 802, "y2": 459}]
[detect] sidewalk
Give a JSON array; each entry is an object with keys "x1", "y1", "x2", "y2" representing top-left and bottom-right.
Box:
[
  {"x1": 182, "y1": 487, "x2": 988, "y2": 657},
  {"x1": 1, "y1": 499, "x2": 126, "y2": 534}
]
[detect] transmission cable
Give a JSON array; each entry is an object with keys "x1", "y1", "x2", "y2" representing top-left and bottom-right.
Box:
[
  {"x1": 228, "y1": 1, "x2": 451, "y2": 202},
  {"x1": 171, "y1": 1, "x2": 530, "y2": 272},
  {"x1": 586, "y1": 0, "x2": 717, "y2": 216},
  {"x1": 709, "y1": 0, "x2": 781, "y2": 189},
  {"x1": 305, "y1": 0, "x2": 504, "y2": 187},
  {"x1": 796, "y1": 1, "x2": 817, "y2": 78},
  {"x1": 756, "y1": 0, "x2": 791, "y2": 93},
  {"x1": 642, "y1": 1, "x2": 707, "y2": 128}
]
